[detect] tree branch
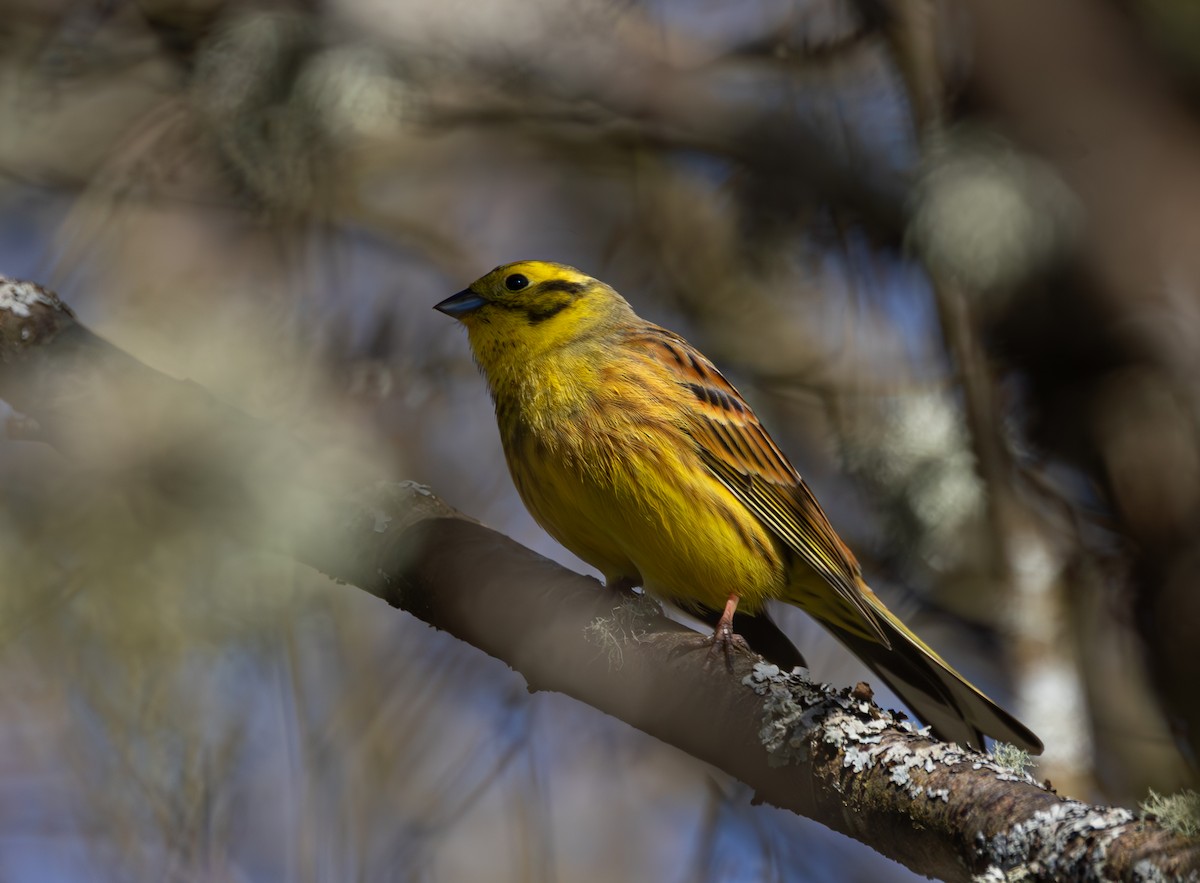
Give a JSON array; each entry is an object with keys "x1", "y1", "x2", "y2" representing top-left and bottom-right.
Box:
[{"x1": 0, "y1": 277, "x2": 1195, "y2": 881}]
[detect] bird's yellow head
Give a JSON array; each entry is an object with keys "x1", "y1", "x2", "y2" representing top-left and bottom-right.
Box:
[{"x1": 435, "y1": 260, "x2": 634, "y2": 370}]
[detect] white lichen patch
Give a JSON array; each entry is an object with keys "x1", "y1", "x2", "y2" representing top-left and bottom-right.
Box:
[
  {"x1": 0, "y1": 278, "x2": 57, "y2": 318},
  {"x1": 744, "y1": 664, "x2": 1048, "y2": 804},
  {"x1": 745, "y1": 662, "x2": 934, "y2": 789},
  {"x1": 972, "y1": 867, "x2": 1010, "y2": 883},
  {"x1": 370, "y1": 508, "x2": 392, "y2": 533},
  {"x1": 396, "y1": 479, "x2": 434, "y2": 497},
  {"x1": 959, "y1": 748, "x2": 1042, "y2": 788},
  {"x1": 982, "y1": 800, "x2": 1136, "y2": 879},
  {"x1": 745, "y1": 662, "x2": 837, "y2": 767},
  {"x1": 1131, "y1": 858, "x2": 1178, "y2": 883},
  {"x1": 885, "y1": 743, "x2": 935, "y2": 791}
]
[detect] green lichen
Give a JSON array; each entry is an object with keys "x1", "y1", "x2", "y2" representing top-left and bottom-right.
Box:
[
  {"x1": 1140, "y1": 788, "x2": 1200, "y2": 839},
  {"x1": 990, "y1": 742, "x2": 1034, "y2": 777}
]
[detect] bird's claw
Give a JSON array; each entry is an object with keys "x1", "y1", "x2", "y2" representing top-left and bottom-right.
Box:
[{"x1": 670, "y1": 626, "x2": 755, "y2": 673}]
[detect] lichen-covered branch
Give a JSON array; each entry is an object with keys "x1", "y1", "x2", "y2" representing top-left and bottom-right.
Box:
[{"x1": 0, "y1": 277, "x2": 1196, "y2": 882}]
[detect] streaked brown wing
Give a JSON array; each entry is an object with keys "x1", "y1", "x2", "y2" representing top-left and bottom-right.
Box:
[{"x1": 628, "y1": 324, "x2": 889, "y2": 646}]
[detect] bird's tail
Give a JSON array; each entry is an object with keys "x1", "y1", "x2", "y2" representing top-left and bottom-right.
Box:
[{"x1": 823, "y1": 587, "x2": 1043, "y2": 755}]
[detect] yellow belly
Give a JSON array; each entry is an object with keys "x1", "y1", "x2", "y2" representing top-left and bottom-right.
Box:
[{"x1": 504, "y1": 427, "x2": 786, "y2": 614}]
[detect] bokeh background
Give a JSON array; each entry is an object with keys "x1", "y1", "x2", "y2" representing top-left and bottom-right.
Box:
[{"x1": 0, "y1": 0, "x2": 1197, "y2": 880}]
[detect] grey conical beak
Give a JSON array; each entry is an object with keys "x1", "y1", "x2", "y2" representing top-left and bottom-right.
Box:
[{"x1": 434, "y1": 289, "x2": 487, "y2": 318}]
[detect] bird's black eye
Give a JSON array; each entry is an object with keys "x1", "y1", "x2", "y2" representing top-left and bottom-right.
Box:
[{"x1": 504, "y1": 273, "x2": 530, "y2": 292}]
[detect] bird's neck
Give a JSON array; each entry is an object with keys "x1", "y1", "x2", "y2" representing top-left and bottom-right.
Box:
[{"x1": 483, "y1": 339, "x2": 603, "y2": 431}]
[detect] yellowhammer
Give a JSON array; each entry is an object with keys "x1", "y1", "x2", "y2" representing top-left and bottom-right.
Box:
[{"x1": 435, "y1": 260, "x2": 1042, "y2": 754}]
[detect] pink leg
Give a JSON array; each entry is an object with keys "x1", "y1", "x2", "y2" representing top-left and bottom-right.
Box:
[
  {"x1": 713, "y1": 594, "x2": 739, "y2": 640},
  {"x1": 705, "y1": 593, "x2": 752, "y2": 671}
]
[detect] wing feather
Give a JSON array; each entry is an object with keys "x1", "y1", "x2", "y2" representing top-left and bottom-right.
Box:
[{"x1": 627, "y1": 324, "x2": 889, "y2": 646}]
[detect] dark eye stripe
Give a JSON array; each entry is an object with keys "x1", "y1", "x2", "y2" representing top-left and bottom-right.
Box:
[
  {"x1": 519, "y1": 279, "x2": 587, "y2": 325},
  {"x1": 525, "y1": 300, "x2": 573, "y2": 325},
  {"x1": 535, "y1": 280, "x2": 588, "y2": 295}
]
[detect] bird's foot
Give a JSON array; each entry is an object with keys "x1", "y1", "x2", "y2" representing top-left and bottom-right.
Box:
[
  {"x1": 669, "y1": 622, "x2": 755, "y2": 673},
  {"x1": 704, "y1": 620, "x2": 755, "y2": 672},
  {"x1": 668, "y1": 593, "x2": 753, "y2": 672}
]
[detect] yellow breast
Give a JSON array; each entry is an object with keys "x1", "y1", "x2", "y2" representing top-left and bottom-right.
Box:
[{"x1": 493, "y1": 348, "x2": 786, "y2": 613}]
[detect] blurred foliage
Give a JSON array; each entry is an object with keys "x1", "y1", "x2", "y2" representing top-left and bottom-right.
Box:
[{"x1": 0, "y1": 0, "x2": 1197, "y2": 880}]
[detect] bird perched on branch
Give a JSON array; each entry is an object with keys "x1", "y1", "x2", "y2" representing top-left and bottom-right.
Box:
[{"x1": 435, "y1": 260, "x2": 1042, "y2": 754}]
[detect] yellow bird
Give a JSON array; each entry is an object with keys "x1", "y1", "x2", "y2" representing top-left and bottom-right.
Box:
[{"x1": 435, "y1": 260, "x2": 1042, "y2": 754}]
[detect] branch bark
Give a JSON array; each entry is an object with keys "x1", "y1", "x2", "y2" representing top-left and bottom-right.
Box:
[{"x1": 0, "y1": 277, "x2": 1195, "y2": 881}]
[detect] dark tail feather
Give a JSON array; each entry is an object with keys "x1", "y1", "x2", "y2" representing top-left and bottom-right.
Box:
[{"x1": 826, "y1": 613, "x2": 1043, "y2": 755}]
